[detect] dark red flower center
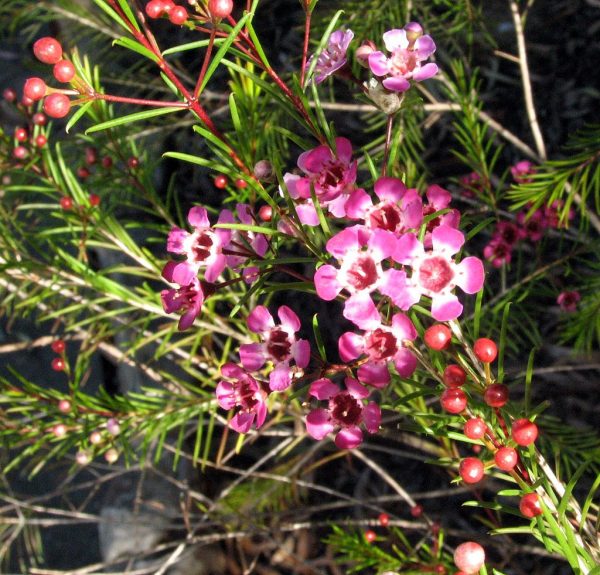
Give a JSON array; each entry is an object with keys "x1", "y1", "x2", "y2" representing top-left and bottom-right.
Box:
[
  {"x1": 499, "y1": 224, "x2": 519, "y2": 244},
  {"x1": 329, "y1": 392, "x2": 362, "y2": 427},
  {"x1": 369, "y1": 203, "x2": 402, "y2": 232},
  {"x1": 418, "y1": 256, "x2": 454, "y2": 293},
  {"x1": 192, "y1": 231, "x2": 214, "y2": 263},
  {"x1": 346, "y1": 255, "x2": 378, "y2": 291},
  {"x1": 267, "y1": 327, "x2": 292, "y2": 362},
  {"x1": 422, "y1": 205, "x2": 441, "y2": 233},
  {"x1": 365, "y1": 328, "x2": 398, "y2": 361},
  {"x1": 319, "y1": 160, "x2": 346, "y2": 191},
  {"x1": 237, "y1": 376, "x2": 259, "y2": 411}
]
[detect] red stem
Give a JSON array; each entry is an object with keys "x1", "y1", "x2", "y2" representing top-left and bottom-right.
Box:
[
  {"x1": 300, "y1": 6, "x2": 312, "y2": 87},
  {"x1": 89, "y1": 93, "x2": 189, "y2": 108},
  {"x1": 193, "y1": 26, "x2": 217, "y2": 100}
]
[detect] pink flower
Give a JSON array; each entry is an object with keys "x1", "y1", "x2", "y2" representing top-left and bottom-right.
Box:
[
  {"x1": 345, "y1": 176, "x2": 423, "y2": 233},
  {"x1": 239, "y1": 305, "x2": 310, "y2": 391},
  {"x1": 557, "y1": 290, "x2": 580, "y2": 312},
  {"x1": 393, "y1": 226, "x2": 485, "y2": 321},
  {"x1": 510, "y1": 160, "x2": 536, "y2": 183},
  {"x1": 314, "y1": 226, "x2": 400, "y2": 329},
  {"x1": 494, "y1": 220, "x2": 522, "y2": 245},
  {"x1": 517, "y1": 208, "x2": 546, "y2": 242},
  {"x1": 216, "y1": 363, "x2": 268, "y2": 434},
  {"x1": 223, "y1": 203, "x2": 268, "y2": 279},
  {"x1": 307, "y1": 29, "x2": 354, "y2": 84},
  {"x1": 160, "y1": 261, "x2": 205, "y2": 330},
  {"x1": 305, "y1": 377, "x2": 381, "y2": 449},
  {"x1": 483, "y1": 239, "x2": 513, "y2": 268},
  {"x1": 283, "y1": 137, "x2": 357, "y2": 224},
  {"x1": 338, "y1": 313, "x2": 417, "y2": 388},
  {"x1": 421, "y1": 184, "x2": 461, "y2": 247},
  {"x1": 368, "y1": 23, "x2": 438, "y2": 93},
  {"x1": 167, "y1": 206, "x2": 232, "y2": 283},
  {"x1": 459, "y1": 172, "x2": 484, "y2": 198}
]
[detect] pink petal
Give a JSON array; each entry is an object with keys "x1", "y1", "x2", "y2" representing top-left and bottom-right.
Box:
[
  {"x1": 345, "y1": 188, "x2": 372, "y2": 220},
  {"x1": 363, "y1": 402, "x2": 381, "y2": 433},
  {"x1": 293, "y1": 339, "x2": 311, "y2": 368},
  {"x1": 393, "y1": 233, "x2": 423, "y2": 264},
  {"x1": 357, "y1": 362, "x2": 390, "y2": 388},
  {"x1": 343, "y1": 292, "x2": 381, "y2": 330},
  {"x1": 455, "y1": 256, "x2": 485, "y2": 294},
  {"x1": 236, "y1": 203, "x2": 252, "y2": 225},
  {"x1": 215, "y1": 381, "x2": 236, "y2": 409},
  {"x1": 205, "y1": 253, "x2": 227, "y2": 283},
  {"x1": 309, "y1": 378, "x2": 339, "y2": 400},
  {"x1": 379, "y1": 269, "x2": 415, "y2": 309},
  {"x1": 166, "y1": 227, "x2": 189, "y2": 254},
  {"x1": 368, "y1": 51, "x2": 390, "y2": 76},
  {"x1": 314, "y1": 265, "x2": 342, "y2": 301},
  {"x1": 299, "y1": 145, "x2": 333, "y2": 174},
  {"x1": 221, "y1": 362, "x2": 245, "y2": 379},
  {"x1": 326, "y1": 193, "x2": 350, "y2": 218},
  {"x1": 283, "y1": 173, "x2": 301, "y2": 199},
  {"x1": 382, "y1": 29, "x2": 408, "y2": 52},
  {"x1": 179, "y1": 307, "x2": 199, "y2": 331},
  {"x1": 239, "y1": 343, "x2": 266, "y2": 371},
  {"x1": 392, "y1": 348, "x2": 417, "y2": 377},
  {"x1": 374, "y1": 177, "x2": 407, "y2": 202},
  {"x1": 269, "y1": 363, "x2": 291, "y2": 391},
  {"x1": 432, "y1": 225, "x2": 464, "y2": 256},
  {"x1": 230, "y1": 412, "x2": 254, "y2": 434},
  {"x1": 413, "y1": 62, "x2": 438, "y2": 82},
  {"x1": 391, "y1": 312, "x2": 417, "y2": 341},
  {"x1": 255, "y1": 402, "x2": 267, "y2": 428},
  {"x1": 335, "y1": 137, "x2": 353, "y2": 163},
  {"x1": 335, "y1": 427, "x2": 363, "y2": 449},
  {"x1": 382, "y1": 77, "x2": 411, "y2": 92},
  {"x1": 403, "y1": 193, "x2": 424, "y2": 229},
  {"x1": 426, "y1": 184, "x2": 452, "y2": 209},
  {"x1": 368, "y1": 229, "x2": 397, "y2": 262},
  {"x1": 306, "y1": 408, "x2": 334, "y2": 440},
  {"x1": 187, "y1": 206, "x2": 210, "y2": 228},
  {"x1": 345, "y1": 377, "x2": 369, "y2": 399},
  {"x1": 247, "y1": 305, "x2": 275, "y2": 333},
  {"x1": 338, "y1": 331, "x2": 365, "y2": 362},
  {"x1": 296, "y1": 203, "x2": 320, "y2": 226},
  {"x1": 278, "y1": 305, "x2": 301, "y2": 332},
  {"x1": 431, "y1": 293, "x2": 463, "y2": 321},
  {"x1": 326, "y1": 226, "x2": 362, "y2": 259},
  {"x1": 170, "y1": 262, "x2": 196, "y2": 285},
  {"x1": 414, "y1": 35, "x2": 436, "y2": 59}
]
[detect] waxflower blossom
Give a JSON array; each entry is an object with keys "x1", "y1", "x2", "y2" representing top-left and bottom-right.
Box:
[
  {"x1": 166, "y1": 206, "x2": 232, "y2": 283},
  {"x1": 338, "y1": 313, "x2": 417, "y2": 388},
  {"x1": 306, "y1": 29, "x2": 354, "y2": 84},
  {"x1": 305, "y1": 377, "x2": 381, "y2": 449},
  {"x1": 239, "y1": 305, "x2": 310, "y2": 391},
  {"x1": 314, "y1": 226, "x2": 401, "y2": 329},
  {"x1": 216, "y1": 363, "x2": 268, "y2": 433},
  {"x1": 393, "y1": 225, "x2": 485, "y2": 321},
  {"x1": 283, "y1": 137, "x2": 357, "y2": 224},
  {"x1": 421, "y1": 184, "x2": 461, "y2": 247},
  {"x1": 483, "y1": 239, "x2": 513, "y2": 268},
  {"x1": 510, "y1": 160, "x2": 536, "y2": 183},
  {"x1": 224, "y1": 203, "x2": 268, "y2": 283},
  {"x1": 160, "y1": 261, "x2": 205, "y2": 330},
  {"x1": 557, "y1": 290, "x2": 580, "y2": 312},
  {"x1": 345, "y1": 176, "x2": 423, "y2": 233},
  {"x1": 368, "y1": 23, "x2": 438, "y2": 92}
]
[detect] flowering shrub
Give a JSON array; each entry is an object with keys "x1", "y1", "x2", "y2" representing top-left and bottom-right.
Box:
[{"x1": 0, "y1": 1, "x2": 599, "y2": 573}]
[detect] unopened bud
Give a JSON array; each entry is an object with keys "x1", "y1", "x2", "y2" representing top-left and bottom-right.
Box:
[
  {"x1": 76, "y1": 450, "x2": 91, "y2": 465},
  {"x1": 89, "y1": 431, "x2": 102, "y2": 445},
  {"x1": 404, "y1": 22, "x2": 424, "y2": 46},
  {"x1": 104, "y1": 448, "x2": 119, "y2": 463},
  {"x1": 253, "y1": 160, "x2": 274, "y2": 182},
  {"x1": 53, "y1": 424, "x2": 67, "y2": 438},
  {"x1": 106, "y1": 418, "x2": 120, "y2": 436},
  {"x1": 355, "y1": 40, "x2": 377, "y2": 68},
  {"x1": 58, "y1": 399, "x2": 71, "y2": 413}
]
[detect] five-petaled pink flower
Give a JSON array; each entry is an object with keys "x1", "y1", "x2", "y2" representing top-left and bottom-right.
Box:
[
  {"x1": 338, "y1": 313, "x2": 417, "y2": 388},
  {"x1": 305, "y1": 377, "x2": 381, "y2": 449},
  {"x1": 216, "y1": 363, "x2": 268, "y2": 434},
  {"x1": 393, "y1": 226, "x2": 485, "y2": 321},
  {"x1": 239, "y1": 305, "x2": 311, "y2": 391},
  {"x1": 307, "y1": 29, "x2": 354, "y2": 84},
  {"x1": 284, "y1": 137, "x2": 357, "y2": 224},
  {"x1": 167, "y1": 206, "x2": 232, "y2": 284},
  {"x1": 314, "y1": 226, "x2": 400, "y2": 329},
  {"x1": 160, "y1": 261, "x2": 205, "y2": 330},
  {"x1": 345, "y1": 176, "x2": 423, "y2": 233},
  {"x1": 368, "y1": 23, "x2": 438, "y2": 93},
  {"x1": 557, "y1": 290, "x2": 580, "y2": 313}
]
